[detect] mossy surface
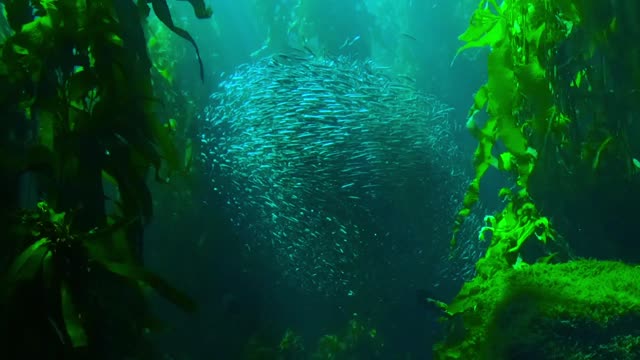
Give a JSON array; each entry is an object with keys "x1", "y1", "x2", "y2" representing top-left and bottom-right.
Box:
[{"x1": 435, "y1": 260, "x2": 640, "y2": 359}]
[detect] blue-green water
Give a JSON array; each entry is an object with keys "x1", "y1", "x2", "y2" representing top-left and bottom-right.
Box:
[{"x1": 146, "y1": 0, "x2": 491, "y2": 358}]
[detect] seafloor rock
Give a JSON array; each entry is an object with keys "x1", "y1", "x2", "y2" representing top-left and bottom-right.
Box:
[{"x1": 435, "y1": 259, "x2": 640, "y2": 360}]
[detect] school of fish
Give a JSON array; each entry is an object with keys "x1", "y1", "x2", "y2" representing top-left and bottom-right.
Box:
[{"x1": 199, "y1": 53, "x2": 484, "y2": 296}]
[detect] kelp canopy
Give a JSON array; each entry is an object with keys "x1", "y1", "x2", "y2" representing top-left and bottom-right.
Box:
[
  {"x1": 438, "y1": 0, "x2": 640, "y2": 358},
  {"x1": 0, "y1": 0, "x2": 210, "y2": 358}
]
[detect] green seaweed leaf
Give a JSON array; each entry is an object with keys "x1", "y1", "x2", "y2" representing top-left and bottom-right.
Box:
[
  {"x1": 66, "y1": 69, "x2": 95, "y2": 101},
  {"x1": 61, "y1": 280, "x2": 88, "y2": 348},
  {"x1": 457, "y1": 12, "x2": 506, "y2": 54},
  {"x1": 452, "y1": 2, "x2": 507, "y2": 65},
  {"x1": 42, "y1": 251, "x2": 55, "y2": 291},
  {"x1": 5, "y1": 238, "x2": 50, "y2": 284}
]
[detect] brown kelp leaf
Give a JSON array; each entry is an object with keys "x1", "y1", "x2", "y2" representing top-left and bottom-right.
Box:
[
  {"x1": 151, "y1": 0, "x2": 205, "y2": 81},
  {"x1": 97, "y1": 260, "x2": 197, "y2": 313}
]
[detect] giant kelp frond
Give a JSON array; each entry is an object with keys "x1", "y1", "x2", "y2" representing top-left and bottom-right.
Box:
[
  {"x1": 0, "y1": 0, "x2": 209, "y2": 356},
  {"x1": 450, "y1": 0, "x2": 584, "y2": 256},
  {"x1": 3, "y1": 202, "x2": 196, "y2": 349}
]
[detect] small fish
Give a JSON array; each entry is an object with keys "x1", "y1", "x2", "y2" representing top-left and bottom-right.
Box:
[
  {"x1": 400, "y1": 33, "x2": 418, "y2": 41},
  {"x1": 339, "y1": 35, "x2": 361, "y2": 49},
  {"x1": 199, "y1": 53, "x2": 461, "y2": 296}
]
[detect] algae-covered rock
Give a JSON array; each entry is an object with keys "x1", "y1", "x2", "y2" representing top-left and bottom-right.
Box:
[{"x1": 435, "y1": 260, "x2": 640, "y2": 359}]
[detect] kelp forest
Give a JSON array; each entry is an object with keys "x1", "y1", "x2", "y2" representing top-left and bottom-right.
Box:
[
  {"x1": 0, "y1": 0, "x2": 640, "y2": 359},
  {"x1": 0, "y1": 0, "x2": 209, "y2": 358}
]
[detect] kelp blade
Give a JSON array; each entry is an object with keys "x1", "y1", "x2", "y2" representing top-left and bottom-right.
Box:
[{"x1": 99, "y1": 260, "x2": 197, "y2": 313}]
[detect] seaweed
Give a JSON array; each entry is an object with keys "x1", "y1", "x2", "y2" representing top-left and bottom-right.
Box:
[
  {"x1": 0, "y1": 0, "x2": 211, "y2": 357},
  {"x1": 438, "y1": 0, "x2": 640, "y2": 358}
]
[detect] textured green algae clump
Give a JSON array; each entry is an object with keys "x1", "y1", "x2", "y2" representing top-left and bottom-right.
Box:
[{"x1": 435, "y1": 260, "x2": 640, "y2": 359}]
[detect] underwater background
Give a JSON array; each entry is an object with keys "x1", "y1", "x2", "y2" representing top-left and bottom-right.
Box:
[
  {"x1": 2, "y1": 0, "x2": 640, "y2": 359},
  {"x1": 145, "y1": 1, "x2": 490, "y2": 358}
]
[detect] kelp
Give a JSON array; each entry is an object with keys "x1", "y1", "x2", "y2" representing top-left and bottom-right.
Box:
[
  {"x1": 450, "y1": 0, "x2": 577, "y2": 251},
  {"x1": 241, "y1": 316, "x2": 382, "y2": 360},
  {"x1": 438, "y1": 1, "x2": 627, "y2": 357},
  {"x1": 3, "y1": 202, "x2": 196, "y2": 347},
  {"x1": 0, "y1": 0, "x2": 211, "y2": 357},
  {"x1": 448, "y1": 0, "x2": 615, "y2": 264},
  {"x1": 146, "y1": 0, "x2": 210, "y2": 81}
]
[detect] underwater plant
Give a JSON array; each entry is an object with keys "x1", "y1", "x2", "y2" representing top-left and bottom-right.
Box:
[
  {"x1": 0, "y1": 0, "x2": 211, "y2": 357},
  {"x1": 241, "y1": 316, "x2": 383, "y2": 360},
  {"x1": 439, "y1": 0, "x2": 640, "y2": 358},
  {"x1": 3, "y1": 202, "x2": 196, "y2": 346}
]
